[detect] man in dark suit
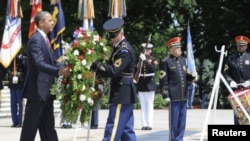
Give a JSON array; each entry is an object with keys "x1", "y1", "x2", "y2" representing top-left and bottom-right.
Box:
[
  {"x1": 91, "y1": 18, "x2": 137, "y2": 141},
  {"x1": 20, "y1": 11, "x2": 71, "y2": 141}
]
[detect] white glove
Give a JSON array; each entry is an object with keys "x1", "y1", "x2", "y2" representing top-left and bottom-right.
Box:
[
  {"x1": 139, "y1": 53, "x2": 146, "y2": 61},
  {"x1": 230, "y1": 81, "x2": 237, "y2": 88},
  {"x1": 242, "y1": 80, "x2": 250, "y2": 88},
  {"x1": 165, "y1": 98, "x2": 170, "y2": 102}
]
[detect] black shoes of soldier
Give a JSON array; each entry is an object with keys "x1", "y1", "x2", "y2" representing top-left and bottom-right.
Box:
[
  {"x1": 11, "y1": 123, "x2": 22, "y2": 128},
  {"x1": 61, "y1": 124, "x2": 72, "y2": 129},
  {"x1": 141, "y1": 126, "x2": 152, "y2": 130},
  {"x1": 91, "y1": 125, "x2": 98, "y2": 129}
]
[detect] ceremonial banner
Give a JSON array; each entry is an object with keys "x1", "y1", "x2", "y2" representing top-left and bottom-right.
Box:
[
  {"x1": 0, "y1": 0, "x2": 23, "y2": 68},
  {"x1": 28, "y1": 0, "x2": 42, "y2": 38},
  {"x1": 108, "y1": 0, "x2": 127, "y2": 18},
  {"x1": 187, "y1": 23, "x2": 197, "y2": 75},
  {"x1": 78, "y1": 0, "x2": 95, "y2": 30},
  {"x1": 49, "y1": 0, "x2": 65, "y2": 62}
]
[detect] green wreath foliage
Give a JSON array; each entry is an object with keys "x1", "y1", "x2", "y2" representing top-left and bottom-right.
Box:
[{"x1": 50, "y1": 27, "x2": 111, "y2": 124}]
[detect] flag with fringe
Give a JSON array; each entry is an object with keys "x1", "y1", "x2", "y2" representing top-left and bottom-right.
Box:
[
  {"x1": 28, "y1": 0, "x2": 42, "y2": 38},
  {"x1": 187, "y1": 23, "x2": 197, "y2": 76},
  {"x1": 49, "y1": 0, "x2": 65, "y2": 62},
  {"x1": 108, "y1": 0, "x2": 126, "y2": 18},
  {"x1": 0, "y1": 0, "x2": 23, "y2": 68},
  {"x1": 78, "y1": 0, "x2": 95, "y2": 30}
]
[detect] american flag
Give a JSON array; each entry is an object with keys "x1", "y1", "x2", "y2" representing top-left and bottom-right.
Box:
[{"x1": 28, "y1": 0, "x2": 42, "y2": 38}]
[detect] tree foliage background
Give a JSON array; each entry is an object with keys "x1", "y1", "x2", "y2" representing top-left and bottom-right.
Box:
[{"x1": 1, "y1": 0, "x2": 250, "y2": 108}]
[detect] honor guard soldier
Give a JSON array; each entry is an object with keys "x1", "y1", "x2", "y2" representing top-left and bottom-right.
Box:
[
  {"x1": 7, "y1": 52, "x2": 27, "y2": 127},
  {"x1": 136, "y1": 43, "x2": 158, "y2": 130},
  {"x1": 223, "y1": 35, "x2": 250, "y2": 125},
  {"x1": 90, "y1": 18, "x2": 137, "y2": 141},
  {"x1": 159, "y1": 37, "x2": 191, "y2": 141}
]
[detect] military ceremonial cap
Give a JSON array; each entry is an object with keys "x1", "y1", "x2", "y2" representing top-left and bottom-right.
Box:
[
  {"x1": 166, "y1": 37, "x2": 182, "y2": 48},
  {"x1": 103, "y1": 18, "x2": 124, "y2": 33},
  {"x1": 235, "y1": 35, "x2": 250, "y2": 45},
  {"x1": 141, "y1": 43, "x2": 153, "y2": 49}
]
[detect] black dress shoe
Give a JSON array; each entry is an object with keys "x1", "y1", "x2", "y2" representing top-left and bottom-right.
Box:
[
  {"x1": 141, "y1": 126, "x2": 147, "y2": 130},
  {"x1": 91, "y1": 125, "x2": 98, "y2": 129},
  {"x1": 11, "y1": 124, "x2": 17, "y2": 127},
  {"x1": 16, "y1": 124, "x2": 22, "y2": 128},
  {"x1": 145, "y1": 126, "x2": 152, "y2": 130}
]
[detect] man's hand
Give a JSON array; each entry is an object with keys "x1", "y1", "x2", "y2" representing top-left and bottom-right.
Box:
[
  {"x1": 165, "y1": 98, "x2": 170, "y2": 102},
  {"x1": 162, "y1": 88, "x2": 169, "y2": 99},
  {"x1": 90, "y1": 61, "x2": 101, "y2": 71},
  {"x1": 230, "y1": 81, "x2": 237, "y2": 88},
  {"x1": 139, "y1": 53, "x2": 146, "y2": 61},
  {"x1": 242, "y1": 80, "x2": 250, "y2": 88},
  {"x1": 59, "y1": 66, "x2": 71, "y2": 77}
]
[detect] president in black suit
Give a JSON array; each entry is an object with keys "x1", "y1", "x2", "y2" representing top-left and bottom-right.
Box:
[{"x1": 20, "y1": 11, "x2": 71, "y2": 141}]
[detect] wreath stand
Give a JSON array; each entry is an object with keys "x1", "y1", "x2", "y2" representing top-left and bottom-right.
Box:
[
  {"x1": 200, "y1": 45, "x2": 250, "y2": 141},
  {"x1": 73, "y1": 72, "x2": 96, "y2": 141}
]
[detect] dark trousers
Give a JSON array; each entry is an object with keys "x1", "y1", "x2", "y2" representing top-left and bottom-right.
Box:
[
  {"x1": 187, "y1": 84, "x2": 194, "y2": 109},
  {"x1": 102, "y1": 104, "x2": 137, "y2": 141},
  {"x1": 20, "y1": 97, "x2": 58, "y2": 141},
  {"x1": 10, "y1": 88, "x2": 23, "y2": 125},
  {"x1": 91, "y1": 103, "x2": 99, "y2": 126},
  {"x1": 169, "y1": 100, "x2": 187, "y2": 141}
]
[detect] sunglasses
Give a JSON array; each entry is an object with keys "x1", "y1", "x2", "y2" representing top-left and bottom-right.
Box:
[{"x1": 107, "y1": 31, "x2": 120, "y2": 39}]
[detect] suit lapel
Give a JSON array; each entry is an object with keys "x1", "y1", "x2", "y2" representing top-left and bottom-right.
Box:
[{"x1": 37, "y1": 32, "x2": 54, "y2": 64}]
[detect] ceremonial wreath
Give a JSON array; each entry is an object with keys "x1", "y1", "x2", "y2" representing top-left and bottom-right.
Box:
[{"x1": 51, "y1": 27, "x2": 111, "y2": 123}]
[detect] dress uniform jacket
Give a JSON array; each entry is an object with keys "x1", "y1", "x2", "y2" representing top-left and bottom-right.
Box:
[
  {"x1": 8, "y1": 54, "x2": 27, "y2": 89},
  {"x1": 137, "y1": 56, "x2": 157, "y2": 92},
  {"x1": 96, "y1": 38, "x2": 137, "y2": 104},
  {"x1": 223, "y1": 52, "x2": 250, "y2": 84},
  {"x1": 159, "y1": 55, "x2": 188, "y2": 101}
]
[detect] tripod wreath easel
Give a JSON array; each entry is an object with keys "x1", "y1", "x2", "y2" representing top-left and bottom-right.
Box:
[
  {"x1": 73, "y1": 72, "x2": 95, "y2": 141},
  {"x1": 200, "y1": 45, "x2": 250, "y2": 141}
]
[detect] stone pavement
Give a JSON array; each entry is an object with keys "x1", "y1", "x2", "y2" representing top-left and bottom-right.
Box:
[{"x1": 0, "y1": 109, "x2": 233, "y2": 141}]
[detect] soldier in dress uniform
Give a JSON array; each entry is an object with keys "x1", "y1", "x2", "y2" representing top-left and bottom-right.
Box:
[
  {"x1": 136, "y1": 43, "x2": 158, "y2": 130},
  {"x1": 159, "y1": 37, "x2": 190, "y2": 141},
  {"x1": 7, "y1": 52, "x2": 27, "y2": 127},
  {"x1": 223, "y1": 35, "x2": 250, "y2": 125},
  {"x1": 90, "y1": 18, "x2": 137, "y2": 141}
]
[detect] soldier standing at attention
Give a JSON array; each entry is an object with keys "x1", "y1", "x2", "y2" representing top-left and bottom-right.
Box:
[
  {"x1": 136, "y1": 43, "x2": 158, "y2": 130},
  {"x1": 8, "y1": 52, "x2": 27, "y2": 128},
  {"x1": 223, "y1": 35, "x2": 250, "y2": 125},
  {"x1": 159, "y1": 37, "x2": 191, "y2": 141},
  {"x1": 90, "y1": 18, "x2": 137, "y2": 141}
]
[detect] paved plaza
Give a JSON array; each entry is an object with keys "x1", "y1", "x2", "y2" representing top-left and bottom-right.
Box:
[{"x1": 0, "y1": 109, "x2": 233, "y2": 141}]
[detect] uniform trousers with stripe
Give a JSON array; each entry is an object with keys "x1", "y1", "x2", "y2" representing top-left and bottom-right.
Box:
[
  {"x1": 169, "y1": 100, "x2": 187, "y2": 141},
  {"x1": 138, "y1": 91, "x2": 155, "y2": 127},
  {"x1": 102, "y1": 104, "x2": 137, "y2": 141}
]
